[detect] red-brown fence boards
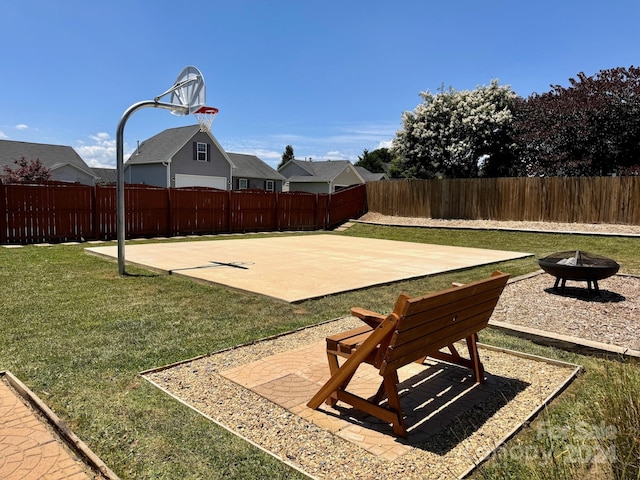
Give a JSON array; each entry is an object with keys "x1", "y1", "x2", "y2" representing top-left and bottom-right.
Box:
[
  {"x1": 276, "y1": 192, "x2": 319, "y2": 231},
  {"x1": 0, "y1": 183, "x2": 367, "y2": 245},
  {"x1": 328, "y1": 185, "x2": 367, "y2": 228},
  {"x1": 230, "y1": 190, "x2": 277, "y2": 233},
  {"x1": 0, "y1": 183, "x2": 94, "y2": 244},
  {"x1": 170, "y1": 187, "x2": 229, "y2": 236}
]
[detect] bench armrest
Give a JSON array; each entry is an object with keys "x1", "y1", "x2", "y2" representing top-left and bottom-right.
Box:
[{"x1": 351, "y1": 307, "x2": 386, "y2": 329}]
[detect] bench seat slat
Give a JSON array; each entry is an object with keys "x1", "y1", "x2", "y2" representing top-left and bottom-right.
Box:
[{"x1": 326, "y1": 325, "x2": 372, "y2": 352}]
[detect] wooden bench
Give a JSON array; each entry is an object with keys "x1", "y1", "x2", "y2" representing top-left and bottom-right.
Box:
[{"x1": 307, "y1": 271, "x2": 510, "y2": 437}]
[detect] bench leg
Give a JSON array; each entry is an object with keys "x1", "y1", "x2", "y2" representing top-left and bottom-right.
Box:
[
  {"x1": 382, "y1": 373, "x2": 407, "y2": 437},
  {"x1": 325, "y1": 352, "x2": 358, "y2": 406},
  {"x1": 326, "y1": 352, "x2": 341, "y2": 406},
  {"x1": 466, "y1": 334, "x2": 485, "y2": 384}
]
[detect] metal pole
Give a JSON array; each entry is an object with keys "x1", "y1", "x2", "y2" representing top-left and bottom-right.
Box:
[{"x1": 116, "y1": 101, "x2": 188, "y2": 275}]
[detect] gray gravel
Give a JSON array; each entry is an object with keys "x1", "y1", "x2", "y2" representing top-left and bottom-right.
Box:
[{"x1": 358, "y1": 213, "x2": 640, "y2": 236}]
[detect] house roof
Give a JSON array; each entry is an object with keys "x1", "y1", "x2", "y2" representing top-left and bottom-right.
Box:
[
  {"x1": 355, "y1": 166, "x2": 388, "y2": 181},
  {"x1": 125, "y1": 125, "x2": 203, "y2": 165},
  {"x1": 227, "y1": 153, "x2": 286, "y2": 181},
  {"x1": 281, "y1": 159, "x2": 364, "y2": 183},
  {"x1": 0, "y1": 139, "x2": 96, "y2": 177},
  {"x1": 92, "y1": 167, "x2": 117, "y2": 183}
]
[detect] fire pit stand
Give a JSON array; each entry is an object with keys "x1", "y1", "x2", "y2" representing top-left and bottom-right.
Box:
[{"x1": 538, "y1": 250, "x2": 620, "y2": 294}]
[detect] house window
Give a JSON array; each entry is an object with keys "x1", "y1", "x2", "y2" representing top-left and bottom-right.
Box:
[
  {"x1": 196, "y1": 142, "x2": 208, "y2": 162},
  {"x1": 265, "y1": 180, "x2": 274, "y2": 191},
  {"x1": 238, "y1": 178, "x2": 248, "y2": 190}
]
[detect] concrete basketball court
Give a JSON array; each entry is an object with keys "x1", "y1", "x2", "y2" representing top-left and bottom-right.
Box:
[{"x1": 86, "y1": 234, "x2": 531, "y2": 302}]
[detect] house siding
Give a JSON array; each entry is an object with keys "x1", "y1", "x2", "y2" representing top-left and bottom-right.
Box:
[
  {"x1": 287, "y1": 182, "x2": 329, "y2": 194},
  {"x1": 49, "y1": 165, "x2": 95, "y2": 185},
  {"x1": 170, "y1": 132, "x2": 231, "y2": 188},
  {"x1": 332, "y1": 168, "x2": 363, "y2": 191},
  {"x1": 127, "y1": 164, "x2": 167, "y2": 186},
  {"x1": 234, "y1": 177, "x2": 283, "y2": 192}
]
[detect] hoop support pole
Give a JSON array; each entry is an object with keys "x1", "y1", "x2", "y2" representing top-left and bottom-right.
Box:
[
  {"x1": 116, "y1": 100, "x2": 189, "y2": 275},
  {"x1": 153, "y1": 76, "x2": 200, "y2": 102}
]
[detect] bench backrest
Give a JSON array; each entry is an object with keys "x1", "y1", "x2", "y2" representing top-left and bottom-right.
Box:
[{"x1": 379, "y1": 271, "x2": 509, "y2": 374}]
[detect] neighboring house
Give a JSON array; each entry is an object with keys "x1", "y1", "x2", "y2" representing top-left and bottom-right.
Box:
[
  {"x1": 227, "y1": 153, "x2": 286, "y2": 192},
  {"x1": 124, "y1": 125, "x2": 282, "y2": 191},
  {"x1": 278, "y1": 159, "x2": 365, "y2": 193},
  {"x1": 355, "y1": 166, "x2": 388, "y2": 182},
  {"x1": 91, "y1": 167, "x2": 117, "y2": 184},
  {"x1": 0, "y1": 139, "x2": 98, "y2": 185},
  {"x1": 125, "y1": 125, "x2": 233, "y2": 189}
]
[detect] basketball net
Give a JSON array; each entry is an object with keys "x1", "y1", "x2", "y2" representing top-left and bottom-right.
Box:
[{"x1": 193, "y1": 106, "x2": 219, "y2": 132}]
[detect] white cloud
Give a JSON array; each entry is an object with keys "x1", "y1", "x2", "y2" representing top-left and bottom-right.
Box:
[
  {"x1": 191, "y1": 120, "x2": 398, "y2": 169},
  {"x1": 15, "y1": 124, "x2": 28, "y2": 130},
  {"x1": 75, "y1": 132, "x2": 135, "y2": 168},
  {"x1": 0, "y1": 131, "x2": 7, "y2": 139},
  {"x1": 322, "y1": 150, "x2": 351, "y2": 160}
]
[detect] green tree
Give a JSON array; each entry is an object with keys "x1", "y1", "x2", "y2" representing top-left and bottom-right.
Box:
[
  {"x1": 2, "y1": 157, "x2": 52, "y2": 183},
  {"x1": 391, "y1": 80, "x2": 518, "y2": 178},
  {"x1": 355, "y1": 148, "x2": 390, "y2": 173},
  {"x1": 278, "y1": 145, "x2": 295, "y2": 169},
  {"x1": 512, "y1": 66, "x2": 640, "y2": 176}
]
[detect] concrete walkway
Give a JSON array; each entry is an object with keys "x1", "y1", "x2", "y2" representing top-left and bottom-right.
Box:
[{"x1": 0, "y1": 372, "x2": 118, "y2": 480}]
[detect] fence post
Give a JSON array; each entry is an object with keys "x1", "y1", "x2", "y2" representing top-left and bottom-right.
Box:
[
  {"x1": 275, "y1": 190, "x2": 280, "y2": 231},
  {"x1": 91, "y1": 185, "x2": 98, "y2": 241},
  {"x1": 167, "y1": 188, "x2": 173, "y2": 237},
  {"x1": 227, "y1": 189, "x2": 233, "y2": 233},
  {"x1": 313, "y1": 193, "x2": 319, "y2": 230},
  {"x1": 0, "y1": 183, "x2": 5, "y2": 244}
]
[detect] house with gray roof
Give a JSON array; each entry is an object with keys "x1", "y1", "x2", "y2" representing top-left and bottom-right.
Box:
[
  {"x1": 227, "y1": 153, "x2": 286, "y2": 191},
  {"x1": 0, "y1": 139, "x2": 98, "y2": 185},
  {"x1": 124, "y1": 125, "x2": 283, "y2": 191},
  {"x1": 278, "y1": 159, "x2": 365, "y2": 193},
  {"x1": 125, "y1": 125, "x2": 233, "y2": 189}
]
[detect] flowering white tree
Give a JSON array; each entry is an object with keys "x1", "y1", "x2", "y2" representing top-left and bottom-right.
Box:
[{"x1": 391, "y1": 80, "x2": 518, "y2": 178}]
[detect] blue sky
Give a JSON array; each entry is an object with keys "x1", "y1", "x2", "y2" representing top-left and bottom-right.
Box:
[{"x1": 1, "y1": 1, "x2": 639, "y2": 170}]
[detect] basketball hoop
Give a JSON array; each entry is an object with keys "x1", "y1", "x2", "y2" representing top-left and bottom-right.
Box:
[{"x1": 193, "y1": 106, "x2": 219, "y2": 132}]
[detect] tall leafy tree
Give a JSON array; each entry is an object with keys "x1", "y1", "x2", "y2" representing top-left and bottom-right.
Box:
[
  {"x1": 391, "y1": 80, "x2": 518, "y2": 178},
  {"x1": 355, "y1": 148, "x2": 390, "y2": 173},
  {"x1": 278, "y1": 144, "x2": 295, "y2": 169},
  {"x1": 2, "y1": 157, "x2": 52, "y2": 183},
  {"x1": 513, "y1": 66, "x2": 640, "y2": 176}
]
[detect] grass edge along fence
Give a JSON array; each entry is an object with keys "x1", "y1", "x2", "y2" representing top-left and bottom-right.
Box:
[
  {"x1": 0, "y1": 183, "x2": 367, "y2": 245},
  {"x1": 366, "y1": 176, "x2": 640, "y2": 226}
]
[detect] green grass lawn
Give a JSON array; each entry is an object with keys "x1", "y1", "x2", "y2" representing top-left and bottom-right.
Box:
[{"x1": 1, "y1": 225, "x2": 638, "y2": 479}]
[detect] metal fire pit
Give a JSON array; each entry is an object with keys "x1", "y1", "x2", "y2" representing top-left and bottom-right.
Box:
[{"x1": 538, "y1": 250, "x2": 619, "y2": 294}]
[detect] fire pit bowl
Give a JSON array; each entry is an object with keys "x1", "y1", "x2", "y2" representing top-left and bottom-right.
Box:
[{"x1": 538, "y1": 250, "x2": 619, "y2": 294}]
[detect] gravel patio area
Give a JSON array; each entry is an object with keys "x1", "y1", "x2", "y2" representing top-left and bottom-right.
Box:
[{"x1": 144, "y1": 317, "x2": 580, "y2": 480}]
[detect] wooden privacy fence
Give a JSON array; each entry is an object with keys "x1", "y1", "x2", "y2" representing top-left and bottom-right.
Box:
[
  {"x1": 366, "y1": 177, "x2": 640, "y2": 225},
  {"x1": 0, "y1": 183, "x2": 366, "y2": 245}
]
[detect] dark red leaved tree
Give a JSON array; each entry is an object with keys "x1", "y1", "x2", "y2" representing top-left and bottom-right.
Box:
[{"x1": 2, "y1": 157, "x2": 52, "y2": 183}]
